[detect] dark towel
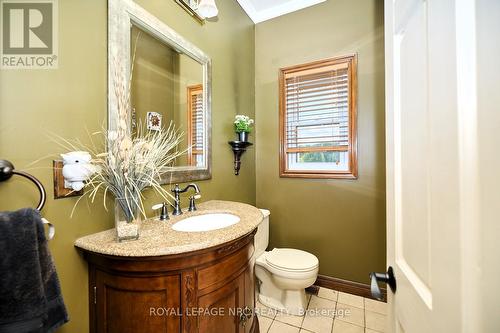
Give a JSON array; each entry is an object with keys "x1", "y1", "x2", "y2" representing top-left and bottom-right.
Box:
[{"x1": 0, "y1": 208, "x2": 68, "y2": 333}]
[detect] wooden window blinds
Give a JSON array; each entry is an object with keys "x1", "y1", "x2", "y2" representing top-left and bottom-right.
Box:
[
  {"x1": 279, "y1": 55, "x2": 358, "y2": 178},
  {"x1": 187, "y1": 84, "x2": 204, "y2": 167}
]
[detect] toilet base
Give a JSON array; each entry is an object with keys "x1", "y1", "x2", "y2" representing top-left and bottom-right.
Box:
[
  {"x1": 257, "y1": 289, "x2": 308, "y2": 316},
  {"x1": 254, "y1": 249, "x2": 318, "y2": 317}
]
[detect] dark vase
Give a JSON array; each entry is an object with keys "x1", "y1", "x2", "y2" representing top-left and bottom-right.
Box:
[{"x1": 237, "y1": 132, "x2": 249, "y2": 142}]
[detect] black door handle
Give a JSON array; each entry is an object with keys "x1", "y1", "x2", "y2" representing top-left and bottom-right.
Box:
[{"x1": 369, "y1": 266, "x2": 396, "y2": 300}]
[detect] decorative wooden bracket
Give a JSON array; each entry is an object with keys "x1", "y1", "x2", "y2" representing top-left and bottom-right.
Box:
[{"x1": 228, "y1": 141, "x2": 253, "y2": 175}]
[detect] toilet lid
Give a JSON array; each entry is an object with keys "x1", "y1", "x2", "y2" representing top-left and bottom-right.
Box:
[{"x1": 266, "y1": 248, "x2": 319, "y2": 272}]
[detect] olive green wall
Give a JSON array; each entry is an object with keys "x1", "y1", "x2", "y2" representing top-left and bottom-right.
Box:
[
  {"x1": 0, "y1": 0, "x2": 255, "y2": 332},
  {"x1": 131, "y1": 23, "x2": 205, "y2": 168},
  {"x1": 174, "y1": 54, "x2": 204, "y2": 166},
  {"x1": 255, "y1": 0, "x2": 386, "y2": 283},
  {"x1": 131, "y1": 24, "x2": 176, "y2": 132}
]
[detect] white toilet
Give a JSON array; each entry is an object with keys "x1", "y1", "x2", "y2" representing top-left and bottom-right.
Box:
[{"x1": 254, "y1": 209, "x2": 319, "y2": 315}]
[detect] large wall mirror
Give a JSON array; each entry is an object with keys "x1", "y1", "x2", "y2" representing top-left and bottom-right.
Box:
[{"x1": 108, "y1": 0, "x2": 212, "y2": 183}]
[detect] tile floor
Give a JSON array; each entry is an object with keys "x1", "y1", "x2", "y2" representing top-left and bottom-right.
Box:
[{"x1": 256, "y1": 287, "x2": 387, "y2": 333}]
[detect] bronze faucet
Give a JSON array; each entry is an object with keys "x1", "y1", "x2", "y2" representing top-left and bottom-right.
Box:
[{"x1": 171, "y1": 183, "x2": 201, "y2": 215}]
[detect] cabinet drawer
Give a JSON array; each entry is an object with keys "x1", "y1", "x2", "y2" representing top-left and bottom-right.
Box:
[{"x1": 197, "y1": 241, "x2": 253, "y2": 291}]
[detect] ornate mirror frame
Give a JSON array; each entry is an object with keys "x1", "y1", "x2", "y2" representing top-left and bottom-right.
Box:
[{"x1": 108, "y1": 0, "x2": 212, "y2": 183}]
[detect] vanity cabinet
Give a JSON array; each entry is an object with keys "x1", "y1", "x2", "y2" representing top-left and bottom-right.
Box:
[
  {"x1": 82, "y1": 230, "x2": 259, "y2": 333},
  {"x1": 197, "y1": 267, "x2": 249, "y2": 333},
  {"x1": 93, "y1": 271, "x2": 181, "y2": 332}
]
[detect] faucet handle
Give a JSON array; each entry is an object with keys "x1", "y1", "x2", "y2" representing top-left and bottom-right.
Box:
[
  {"x1": 188, "y1": 194, "x2": 201, "y2": 212},
  {"x1": 152, "y1": 203, "x2": 169, "y2": 221}
]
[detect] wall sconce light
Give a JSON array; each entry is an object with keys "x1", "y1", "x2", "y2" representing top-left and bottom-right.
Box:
[
  {"x1": 53, "y1": 151, "x2": 95, "y2": 199},
  {"x1": 175, "y1": 0, "x2": 218, "y2": 23},
  {"x1": 198, "y1": 0, "x2": 218, "y2": 18},
  {"x1": 61, "y1": 151, "x2": 94, "y2": 191}
]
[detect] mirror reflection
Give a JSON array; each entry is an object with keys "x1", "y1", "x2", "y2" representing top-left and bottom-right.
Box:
[{"x1": 130, "y1": 24, "x2": 205, "y2": 168}]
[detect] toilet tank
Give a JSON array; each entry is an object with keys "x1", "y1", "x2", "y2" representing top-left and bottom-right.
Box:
[{"x1": 255, "y1": 209, "x2": 270, "y2": 257}]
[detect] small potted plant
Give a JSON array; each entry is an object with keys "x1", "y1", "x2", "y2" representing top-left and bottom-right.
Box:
[{"x1": 234, "y1": 115, "x2": 254, "y2": 142}]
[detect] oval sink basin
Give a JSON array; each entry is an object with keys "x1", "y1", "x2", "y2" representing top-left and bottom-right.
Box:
[{"x1": 172, "y1": 213, "x2": 240, "y2": 232}]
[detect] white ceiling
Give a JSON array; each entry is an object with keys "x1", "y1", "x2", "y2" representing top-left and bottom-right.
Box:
[{"x1": 236, "y1": 0, "x2": 326, "y2": 24}]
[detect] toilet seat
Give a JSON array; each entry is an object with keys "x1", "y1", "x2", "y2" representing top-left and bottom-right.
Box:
[
  {"x1": 256, "y1": 248, "x2": 319, "y2": 280},
  {"x1": 266, "y1": 248, "x2": 319, "y2": 272}
]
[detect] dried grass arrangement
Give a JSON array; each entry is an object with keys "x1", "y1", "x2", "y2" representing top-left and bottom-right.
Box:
[{"x1": 54, "y1": 47, "x2": 186, "y2": 240}]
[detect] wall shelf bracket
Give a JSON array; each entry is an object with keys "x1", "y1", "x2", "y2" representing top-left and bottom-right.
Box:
[{"x1": 228, "y1": 141, "x2": 253, "y2": 175}]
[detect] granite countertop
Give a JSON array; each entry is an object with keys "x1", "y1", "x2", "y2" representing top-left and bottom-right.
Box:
[{"x1": 74, "y1": 200, "x2": 263, "y2": 257}]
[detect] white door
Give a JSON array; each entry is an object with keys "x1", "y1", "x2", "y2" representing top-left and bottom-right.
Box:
[{"x1": 383, "y1": 0, "x2": 500, "y2": 332}]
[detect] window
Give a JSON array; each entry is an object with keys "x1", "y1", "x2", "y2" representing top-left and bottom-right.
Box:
[
  {"x1": 187, "y1": 84, "x2": 204, "y2": 166},
  {"x1": 279, "y1": 55, "x2": 358, "y2": 179}
]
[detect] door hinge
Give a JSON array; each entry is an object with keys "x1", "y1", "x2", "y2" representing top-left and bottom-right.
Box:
[{"x1": 93, "y1": 286, "x2": 97, "y2": 304}]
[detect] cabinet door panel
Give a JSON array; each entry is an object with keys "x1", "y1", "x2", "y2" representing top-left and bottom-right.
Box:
[
  {"x1": 95, "y1": 270, "x2": 181, "y2": 333},
  {"x1": 244, "y1": 263, "x2": 255, "y2": 333},
  {"x1": 198, "y1": 274, "x2": 245, "y2": 333}
]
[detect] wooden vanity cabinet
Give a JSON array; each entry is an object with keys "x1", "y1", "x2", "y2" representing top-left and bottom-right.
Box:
[{"x1": 82, "y1": 230, "x2": 259, "y2": 333}]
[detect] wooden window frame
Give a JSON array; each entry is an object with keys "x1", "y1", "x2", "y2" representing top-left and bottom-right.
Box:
[
  {"x1": 187, "y1": 84, "x2": 203, "y2": 166},
  {"x1": 279, "y1": 54, "x2": 358, "y2": 179}
]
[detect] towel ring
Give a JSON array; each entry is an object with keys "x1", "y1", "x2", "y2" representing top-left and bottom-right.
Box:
[
  {"x1": 0, "y1": 159, "x2": 47, "y2": 211},
  {"x1": 41, "y1": 218, "x2": 55, "y2": 240}
]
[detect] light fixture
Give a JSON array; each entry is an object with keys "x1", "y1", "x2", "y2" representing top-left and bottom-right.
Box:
[{"x1": 198, "y1": 0, "x2": 218, "y2": 19}]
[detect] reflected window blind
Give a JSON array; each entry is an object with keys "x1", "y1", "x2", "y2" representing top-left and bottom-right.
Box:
[
  {"x1": 284, "y1": 62, "x2": 350, "y2": 153},
  {"x1": 187, "y1": 85, "x2": 203, "y2": 166}
]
